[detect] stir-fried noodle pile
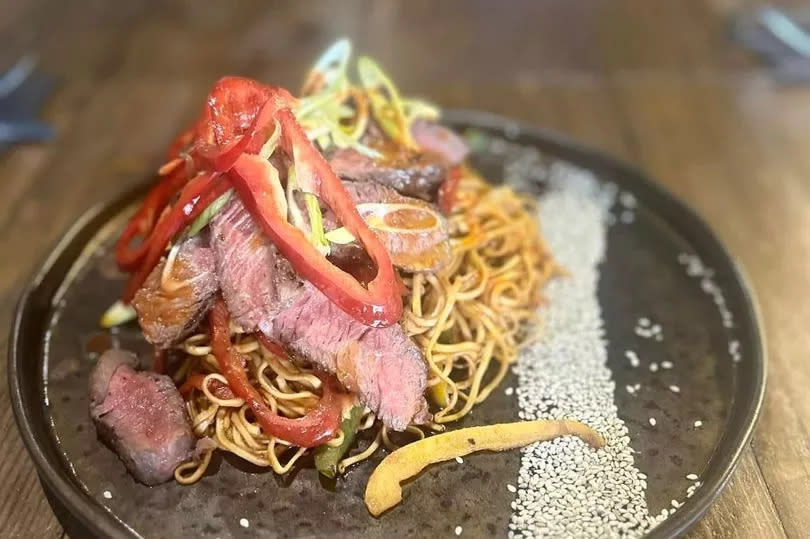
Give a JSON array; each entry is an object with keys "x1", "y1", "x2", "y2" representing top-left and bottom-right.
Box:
[{"x1": 172, "y1": 170, "x2": 554, "y2": 484}]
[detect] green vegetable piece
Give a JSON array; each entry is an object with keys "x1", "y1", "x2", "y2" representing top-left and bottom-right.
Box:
[
  {"x1": 185, "y1": 189, "x2": 233, "y2": 237},
  {"x1": 304, "y1": 192, "x2": 330, "y2": 255},
  {"x1": 314, "y1": 405, "x2": 364, "y2": 478},
  {"x1": 302, "y1": 38, "x2": 352, "y2": 95}
]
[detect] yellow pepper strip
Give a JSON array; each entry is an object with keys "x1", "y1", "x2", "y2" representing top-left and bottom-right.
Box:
[
  {"x1": 428, "y1": 380, "x2": 449, "y2": 408},
  {"x1": 364, "y1": 420, "x2": 604, "y2": 517}
]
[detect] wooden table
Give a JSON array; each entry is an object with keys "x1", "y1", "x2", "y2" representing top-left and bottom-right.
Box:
[{"x1": 1, "y1": 1, "x2": 807, "y2": 537}]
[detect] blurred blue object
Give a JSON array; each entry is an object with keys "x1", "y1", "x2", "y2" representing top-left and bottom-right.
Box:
[
  {"x1": 732, "y1": 6, "x2": 810, "y2": 83},
  {"x1": 0, "y1": 55, "x2": 55, "y2": 151}
]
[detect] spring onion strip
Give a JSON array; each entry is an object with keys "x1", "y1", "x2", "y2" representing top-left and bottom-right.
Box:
[
  {"x1": 286, "y1": 165, "x2": 307, "y2": 230},
  {"x1": 99, "y1": 300, "x2": 137, "y2": 328},
  {"x1": 305, "y1": 193, "x2": 329, "y2": 255},
  {"x1": 357, "y1": 56, "x2": 413, "y2": 147},
  {"x1": 258, "y1": 118, "x2": 282, "y2": 160},
  {"x1": 301, "y1": 38, "x2": 352, "y2": 96},
  {"x1": 184, "y1": 189, "x2": 233, "y2": 238},
  {"x1": 403, "y1": 98, "x2": 440, "y2": 123}
]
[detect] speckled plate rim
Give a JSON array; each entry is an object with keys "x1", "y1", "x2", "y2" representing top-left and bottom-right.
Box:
[{"x1": 8, "y1": 110, "x2": 766, "y2": 539}]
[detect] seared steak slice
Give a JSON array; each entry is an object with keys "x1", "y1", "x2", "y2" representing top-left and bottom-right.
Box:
[
  {"x1": 342, "y1": 178, "x2": 419, "y2": 205},
  {"x1": 271, "y1": 284, "x2": 429, "y2": 431},
  {"x1": 328, "y1": 144, "x2": 446, "y2": 201},
  {"x1": 132, "y1": 236, "x2": 218, "y2": 348},
  {"x1": 89, "y1": 349, "x2": 195, "y2": 485},
  {"x1": 411, "y1": 119, "x2": 469, "y2": 165},
  {"x1": 327, "y1": 121, "x2": 468, "y2": 201},
  {"x1": 208, "y1": 192, "x2": 430, "y2": 429},
  {"x1": 209, "y1": 198, "x2": 304, "y2": 334}
]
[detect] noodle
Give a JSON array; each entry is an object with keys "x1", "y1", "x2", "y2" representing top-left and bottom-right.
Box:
[{"x1": 172, "y1": 170, "x2": 554, "y2": 481}]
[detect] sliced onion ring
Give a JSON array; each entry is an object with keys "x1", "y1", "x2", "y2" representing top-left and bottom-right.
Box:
[{"x1": 325, "y1": 202, "x2": 450, "y2": 272}]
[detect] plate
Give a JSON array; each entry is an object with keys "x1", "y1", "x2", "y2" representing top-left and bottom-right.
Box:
[{"x1": 9, "y1": 111, "x2": 765, "y2": 538}]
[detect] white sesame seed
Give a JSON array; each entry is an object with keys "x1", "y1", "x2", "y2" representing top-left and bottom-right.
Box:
[
  {"x1": 619, "y1": 192, "x2": 637, "y2": 208},
  {"x1": 661, "y1": 361, "x2": 673, "y2": 369},
  {"x1": 102, "y1": 491, "x2": 112, "y2": 499},
  {"x1": 455, "y1": 456, "x2": 464, "y2": 464},
  {"x1": 669, "y1": 385, "x2": 680, "y2": 393},
  {"x1": 671, "y1": 500, "x2": 681, "y2": 509},
  {"x1": 507, "y1": 484, "x2": 517, "y2": 493},
  {"x1": 686, "y1": 474, "x2": 698, "y2": 480},
  {"x1": 680, "y1": 254, "x2": 735, "y2": 329},
  {"x1": 639, "y1": 317, "x2": 650, "y2": 327},
  {"x1": 500, "y1": 159, "x2": 666, "y2": 536},
  {"x1": 649, "y1": 362, "x2": 659, "y2": 373},
  {"x1": 649, "y1": 417, "x2": 657, "y2": 427},
  {"x1": 626, "y1": 385, "x2": 636, "y2": 394},
  {"x1": 694, "y1": 420, "x2": 703, "y2": 428},
  {"x1": 239, "y1": 518, "x2": 249, "y2": 528},
  {"x1": 504, "y1": 386, "x2": 514, "y2": 396},
  {"x1": 455, "y1": 525, "x2": 463, "y2": 536}
]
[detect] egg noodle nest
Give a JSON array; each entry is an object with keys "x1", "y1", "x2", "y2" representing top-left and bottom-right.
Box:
[{"x1": 171, "y1": 169, "x2": 555, "y2": 484}]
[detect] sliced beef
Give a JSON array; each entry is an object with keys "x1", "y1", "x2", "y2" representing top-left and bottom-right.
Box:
[
  {"x1": 209, "y1": 197, "x2": 304, "y2": 334},
  {"x1": 327, "y1": 121, "x2": 468, "y2": 201},
  {"x1": 89, "y1": 349, "x2": 195, "y2": 485},
  {"x1": 342, "y1": 178, "x2": 415, "y2": 205},
  {"x1": 270, "y1": 284, "x2": 429, "y2": 431},
  {"x1": 132, "y1": 235, "x2": 218, "y2": 348},
  {"x1": 208, "y1": 191, "x2": 430, "y2": 429},
  {"x1": 411, "y1": 119, "x2": 469, "y2": 165},
  {"x1": 328, "y1": 143, "x2": 446, "y2": 201}
]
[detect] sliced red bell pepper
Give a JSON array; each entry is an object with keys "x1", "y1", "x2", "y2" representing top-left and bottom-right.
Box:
[
  {"x1": 117, "y1": 119, "x2": 203, "y2": 272},
  {"x1": 115, "y1": 161, "x2": 190, "y2": 271},
  {"x1": 178, "y1": 372, "x2": 236, "y2": 401},
  {"x1": 209, "y1": 297, "x2": 343, "y2": 447},
  {"x1": 165, "y1": 125, "x2": 196, "y2": 161},
  {"x1": 122, "y1": 172, "x2": 229, "y2": 302},
  {"x1": 227, "y1": 105, "x2": 402, "y2": 327},
  {"x1": 194, "y1": 77, "x2": 297, "y2": 173},
  {"x1": 255, "y1": 333, "x2": 289, "y2": 360},
  {"x1": 438, "y1": 165, "x2": 462, "y2": 215},
  {"x1": 152, "y1": 348, "x2": 167, "y2": 374}
]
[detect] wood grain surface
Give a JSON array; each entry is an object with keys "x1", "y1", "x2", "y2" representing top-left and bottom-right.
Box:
[{"x1": 1, "y1": 1, "x2": 807, "y2": 537}]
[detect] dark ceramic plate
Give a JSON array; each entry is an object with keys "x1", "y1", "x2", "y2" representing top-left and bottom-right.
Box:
[{"x1": 9, "y1": 111, "x2": 765, "y2": 539}]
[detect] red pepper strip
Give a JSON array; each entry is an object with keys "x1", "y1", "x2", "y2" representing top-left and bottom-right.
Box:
[
  {"x1": 395, "y1": 272, "x2": 409, "y2": 297},
  {"x1": 115, "y1": 162, "x2": 190, "y2": 271},
  {"x1": 226, "y1": 107, "x2": 402, "y2": 327},
  {"x1": 210, "y1": 298, "x2": 343, "y2": 447},
  {"x1": 178, "y1": 373, "x2": 236, "y2": 401},
  {"x1": 438, "y1": 165, "x2": 462, "y2": 216},
  {"x1": 165, "y1": 126, "x2": 196, "y2": 161},
  {"x1": 152, "y1": 348, "x2": 167, "y2": 374},
  {"x1": 255, "y1": 333, "x2": 289, "y2": 360},
  {"x1": 194, "y1": 77, "x2": 296, "y2": 173},
  {"x1": 230, "y1": 152, "x2": 401, "y2": 327},
  {"x1": 122, "y1": 173, "x2": 229, "y2": 302}
]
